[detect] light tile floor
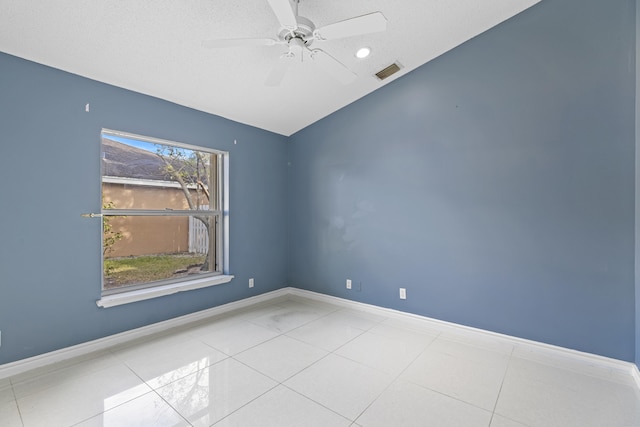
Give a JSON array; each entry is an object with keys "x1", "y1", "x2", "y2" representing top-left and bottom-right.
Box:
[{"x1": 1, "y1": 297, "x2": 639, "y2": 426}]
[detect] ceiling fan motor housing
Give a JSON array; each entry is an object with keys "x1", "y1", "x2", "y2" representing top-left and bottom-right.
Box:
[{"x1": 278, "y1": 16, "x2": 315, "y2": 46}]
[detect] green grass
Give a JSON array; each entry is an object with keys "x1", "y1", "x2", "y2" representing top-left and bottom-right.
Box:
[{"x1": 104, "y1": 253, "x2": 206, "y2": 289}]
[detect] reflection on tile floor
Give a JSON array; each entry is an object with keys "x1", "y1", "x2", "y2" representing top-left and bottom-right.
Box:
[{"x1": 2, "y1": 297, "x2": 639, "y2": 426}]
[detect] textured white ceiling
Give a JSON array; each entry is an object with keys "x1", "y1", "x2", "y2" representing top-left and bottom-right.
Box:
[{"x1": 0, "y1": 0, "x2": 539, "y2": 136}]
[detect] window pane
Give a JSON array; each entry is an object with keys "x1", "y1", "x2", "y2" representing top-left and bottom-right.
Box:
[
  {"x1": 101, "y1": 135, "x2": 216, "y2": 211},
  {"x1": 99, "y1": 129, "x2": 226, "y2": 296},
  {"x1": 103, "y1": 214, "x2": 217, "y2": 290}
]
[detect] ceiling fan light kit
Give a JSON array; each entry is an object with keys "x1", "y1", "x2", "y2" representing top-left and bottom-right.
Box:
[{"x1": 203, "y1": 0, "x2": 387, "y2": 86}]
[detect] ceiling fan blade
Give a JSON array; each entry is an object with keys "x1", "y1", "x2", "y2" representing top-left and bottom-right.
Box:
[
  {"x1": 267, "y1": 0, "x2": 297, "y2": 30},
  {"x1": 202, "y1": 38, "x2": 278, "y2": 48},
  {"x1": 314, "y1": 12, "x2": 387, "y2": 40},
  {"x1": 310, "y1": 49, "x2": 357, "y2": 85},
  {"x1": 265, "y1": 55, "x2": 294, "y2": 86}
]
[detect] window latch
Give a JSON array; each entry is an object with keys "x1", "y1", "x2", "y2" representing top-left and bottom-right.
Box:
[{"x1": 80, "y1": 213, "x2": 103, "y2": 218}]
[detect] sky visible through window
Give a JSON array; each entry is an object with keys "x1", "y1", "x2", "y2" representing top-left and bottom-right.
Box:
[
  {"x1": 105, "y1": 134, "x2": 159, "y2": 153},
  {"x1": 104, "y1": 134, "x2": 197, "y2": 160}
]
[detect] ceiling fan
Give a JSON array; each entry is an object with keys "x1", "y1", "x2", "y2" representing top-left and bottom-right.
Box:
[{"x1": 202, "y1": 0, "x2": 387, "y2": 86}]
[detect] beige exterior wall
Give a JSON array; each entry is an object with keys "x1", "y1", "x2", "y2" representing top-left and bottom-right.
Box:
[{"x1": 103, "y1": 183, "x2": 203, "y2": 258}]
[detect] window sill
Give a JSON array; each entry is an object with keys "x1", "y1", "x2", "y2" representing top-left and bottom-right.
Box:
[{"x1": 96, "y1": 275, "x2": 234, "y2": 308}]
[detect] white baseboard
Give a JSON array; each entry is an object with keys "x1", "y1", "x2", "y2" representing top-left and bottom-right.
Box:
[
  {"x1": 633, "y1": 364, "x2": 640, "y2": 390},
  {"x1": 0, "y1": 288, "x2": 290, "y2": 380},
  {"x1": 1, "y1": 286, "x2": 638, "y2": 391}
]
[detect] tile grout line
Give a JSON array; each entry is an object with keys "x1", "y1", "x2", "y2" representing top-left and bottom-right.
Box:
[
  {"x1": 117, "y1": 360, "x2": 193, "y2": 426},
  {"x1": 8, "y1": 380, "x2": 25, "y2": 427},
  {"x1": 230, "y1": 306, "x2": 392, "y2": 424},
  {"x1": 283, "y1": 316, "x2": 371, "y2": 352},
  {"x1": 138, "y1": 360, "x2": 204, "y2": 426},
  {"x1": 106, "y1": 342, "x2": 206, "y2": 426},
  {"x1": 10, "y1": 351, "x2": 135, "y2": 427},
  {"x1": 152, "y1": 304, "x2": 328, "y2": 424},
  {"x1": 279, "y1": 383, "x2": 354, "y2": 425},
  {"x1": 281, "y1": 314, "x2": 504, "y2": 423},
  {"x1": 215, "y1": 312, "x2": 352, "y2": 426},
  {"x1": 224, "y1": 325, "x2": 350, "y2": 423},
  {"x1": 487, "y1": 345, "x2": 517, "y2": 427},
  {"x1": 205, "y1": 376, "x2": 280, "y2": 426},
  {"x1": 178, "y1": 302, "x2": 342, "y2": 425},
  {"x1": 375, "y1": 333, "x2": 514, "y2": 419},
  {"x1": 348, "y1": 330, "x2": 444, "y2": 424}
]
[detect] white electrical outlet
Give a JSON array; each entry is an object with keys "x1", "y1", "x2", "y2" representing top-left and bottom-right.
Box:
[
  {"x1": 346, "y1": 279, "x2": 352, "y2": 290},
  {"x1": 249, "y1": 278, "x2": 254, "y2": 288},
  {"x1": 399, "y1": 288, "x2": 407, "y2": 299}
]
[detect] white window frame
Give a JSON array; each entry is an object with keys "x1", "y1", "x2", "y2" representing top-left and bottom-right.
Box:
[{"x1": 97, "y1": 129, "x2": 232, "y2": 308}]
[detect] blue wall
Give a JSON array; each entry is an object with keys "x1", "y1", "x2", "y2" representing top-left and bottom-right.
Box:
[
  {"x1": 289, "y1": 0, "x2": 636, "y2": 361},
  {"x1": 636, "y1": 1, "x2": 640, "y2": 368},
  {"x1": 0, "y1": 53, "x2": 289, "y2": 364}
]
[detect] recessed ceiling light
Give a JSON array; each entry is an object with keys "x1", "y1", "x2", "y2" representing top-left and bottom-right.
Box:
[{"x1": 355, "y1": 47, "x2": 371, "y2": 59}]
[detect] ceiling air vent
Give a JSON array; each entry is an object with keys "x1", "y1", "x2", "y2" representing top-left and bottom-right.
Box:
[{"x1": 375, "y1": 62, "x2": 402, "y2": 80}]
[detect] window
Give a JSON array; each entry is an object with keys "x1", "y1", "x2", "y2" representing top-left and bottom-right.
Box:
[{"x1": 98, "y1": 129, "x2": 231, "y2": 307}]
